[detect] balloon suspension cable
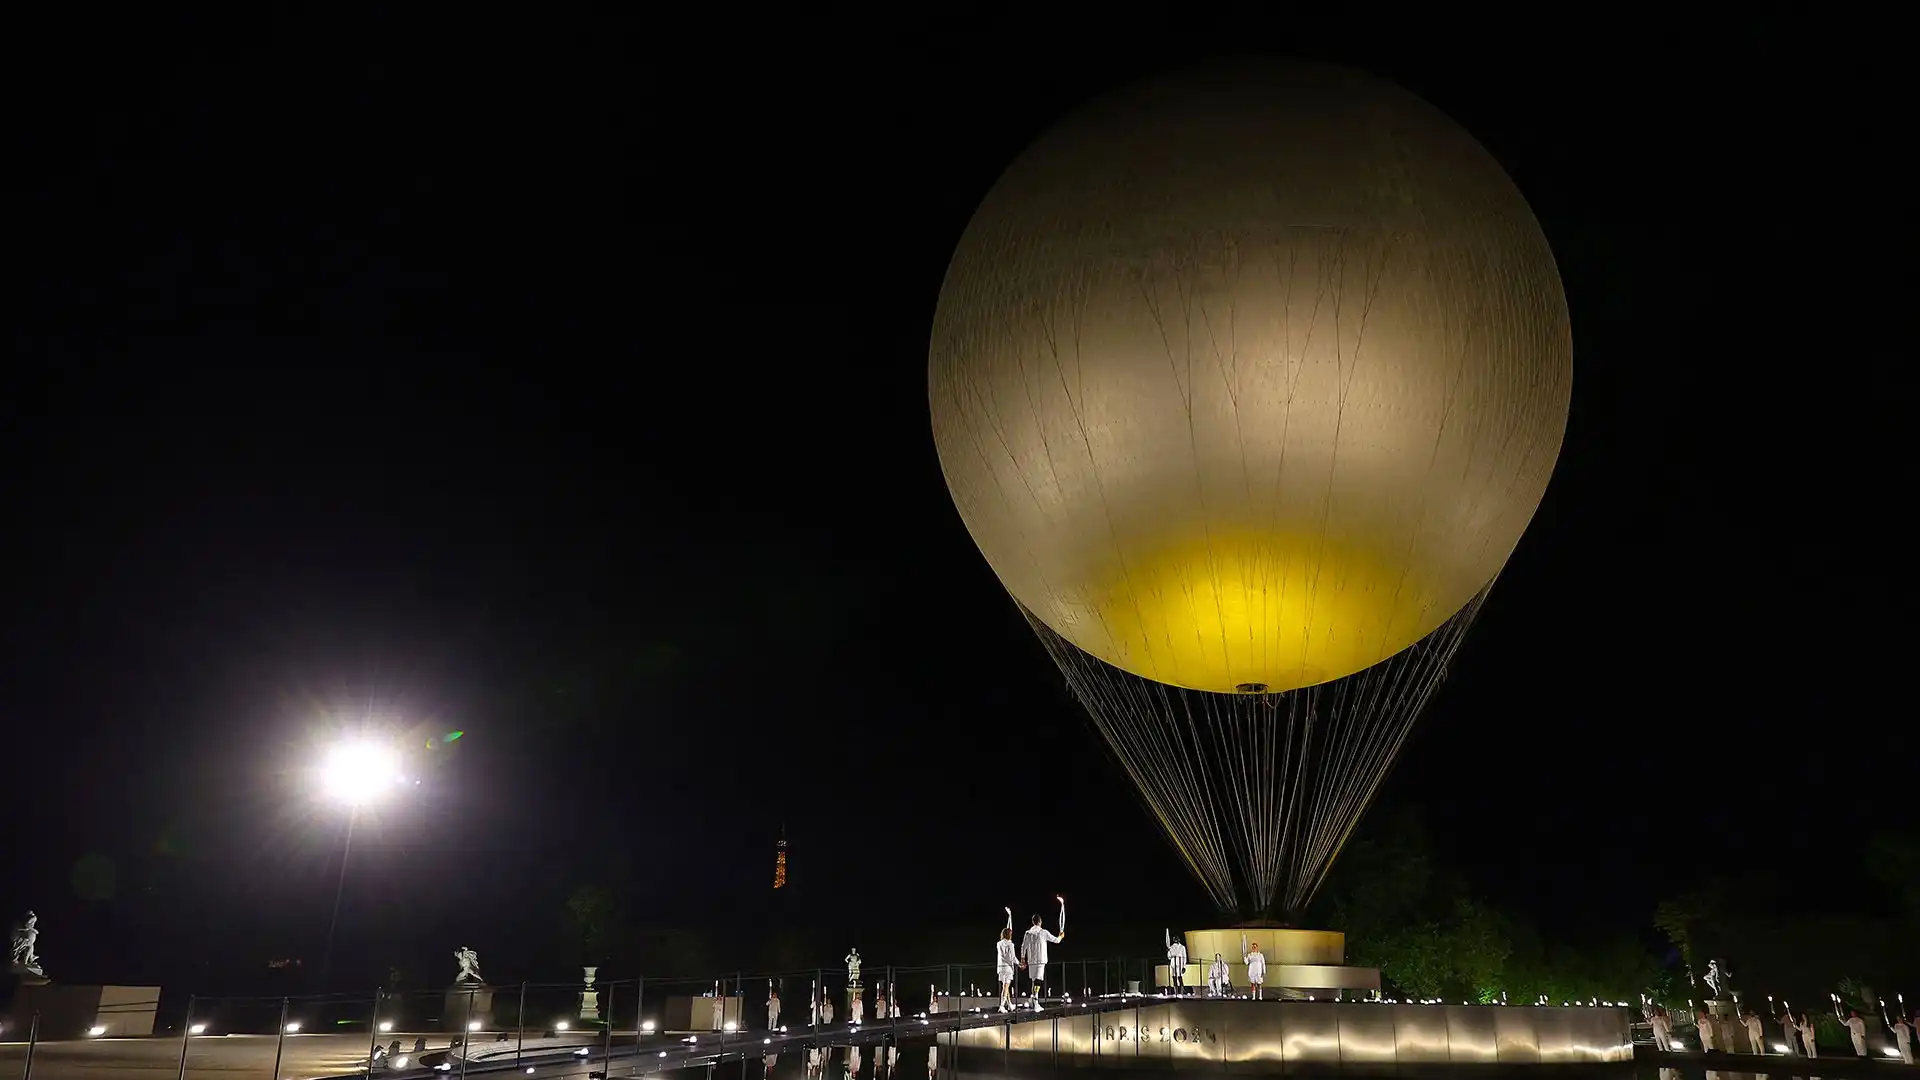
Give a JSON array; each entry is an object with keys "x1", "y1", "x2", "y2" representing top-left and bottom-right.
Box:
[{"x1": 1023, "y1": 582, "x2": 1491, "y2": 918}]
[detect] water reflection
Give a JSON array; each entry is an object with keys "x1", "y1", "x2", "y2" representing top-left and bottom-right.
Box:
[
  {"x1": 756, "y1": 1046, "x2": 1864, "y2": 1080},
  {"x1": 1643, "y1": 1069, "x2": 1863, "y2": 1080}
]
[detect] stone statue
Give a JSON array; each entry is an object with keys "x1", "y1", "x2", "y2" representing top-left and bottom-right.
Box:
[
  {"x1": 454, "y1": 946, "x2": 483, "y2": 984},
  {"x1": 844, "y1": 948, "x2": 862, "y2": 986},
  {"x1": 1704, "y1": 959, "x2": 1731, "y2": 999},
  {"x1": 10, "y1": 910, "x2": 44, "y2": 978}
]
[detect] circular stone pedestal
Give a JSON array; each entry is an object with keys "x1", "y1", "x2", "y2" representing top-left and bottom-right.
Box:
[
  {"x1": 1156, "y1": 928, "x2": 1379, "y2": 996},
  {"x1": 1189, "y1": 928, "x2": 1346, "y2": 966}
]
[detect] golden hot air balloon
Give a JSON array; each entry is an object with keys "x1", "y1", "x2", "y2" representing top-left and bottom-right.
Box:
[
  {"x1": 931, "y1": 62, "x2": 1570, "y2": 697},
  {"x1": 929, "y1": 62, "x2": 1570, "y2": 918}
]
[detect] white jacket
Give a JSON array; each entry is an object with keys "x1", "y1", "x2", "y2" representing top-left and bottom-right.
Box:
[
  {"x1": 1022, "y1": 925, "x2": 1061, "y2": 967},
  {"x1": 996, "y1": 939, "x2": 1019, "y2": 970},
  {"x1": 1243, "y1": 948, "x2": 1267, "y2": 981}
]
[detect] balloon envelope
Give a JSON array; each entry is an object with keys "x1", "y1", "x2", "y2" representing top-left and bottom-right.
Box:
[{"x1": 930, "y1": 63, "x2": 1571, "y2": 693}]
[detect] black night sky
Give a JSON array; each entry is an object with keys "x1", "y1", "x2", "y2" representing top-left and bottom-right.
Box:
[{"x1": 4, "y1": 12, "x2": 1906, "y2": 996}]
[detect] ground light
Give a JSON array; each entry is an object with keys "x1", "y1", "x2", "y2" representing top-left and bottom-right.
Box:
[
  {"x1": 189, "y1": 1024, "x2": 207, "y2": 1035},
  {"x1": 87, "y1": 1026, "x2": 106, "y2": 1037},
  {"x1": 318, "y1": 739, "x2": 404, "y2": 806}
]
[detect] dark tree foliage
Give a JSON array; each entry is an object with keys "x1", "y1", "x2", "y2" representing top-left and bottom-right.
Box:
[{"x1": 1314, "y1": 806, "x2": 1658, "y2": 1003}]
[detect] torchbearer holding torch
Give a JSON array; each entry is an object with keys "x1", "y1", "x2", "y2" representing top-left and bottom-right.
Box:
[
  {"x1": 995, "y1": 908, "x2": 1020, "y2": 1013},
  {"x1": 1740, "y1": 1009, "x2": 1764, "y2": 1055},
  {"x1": 1165, "y1": 930, "x2": 1188, "y2": 995},
  {"x1": 1842, "y1": 1010, "x2": 1867, "y2": 1057},
  {"x1": 1021, "y1": 907, "x2": 1064, "y2": 1012},
  {"x1": 1242, "y1": 934, "x2": 1267, "y2": 1000}
]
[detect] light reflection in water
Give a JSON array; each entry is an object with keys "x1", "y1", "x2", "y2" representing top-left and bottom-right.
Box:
[{"x1": 755, "y1": 1042, "x2": 1853, "y2": 1080}]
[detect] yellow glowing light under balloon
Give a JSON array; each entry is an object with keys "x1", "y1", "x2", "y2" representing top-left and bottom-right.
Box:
[{"x1": 1083, "y1": 532, "x2": 1438, "y2": 693}]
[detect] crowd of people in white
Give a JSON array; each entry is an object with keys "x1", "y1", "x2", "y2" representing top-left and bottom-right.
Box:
[
  {"x1": 1645, "y1": 1002, "x2": 1915, "y2": 1063},
  {"x1": 1163, "y1": 929, "x2": 1269, "y2": 1000}
]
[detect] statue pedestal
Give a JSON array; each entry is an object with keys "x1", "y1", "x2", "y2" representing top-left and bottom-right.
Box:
[
  {"x1": 579, "y1": 966, "x2": 601, "y2": 1021},
  {"x1": 10, "y1": 983, "x2": 161, "y2": 1039},
  {"x1": 1706, "y1": 999, "x2": 1738, "y2": 1018},
  {"x1": 443, "y1": 983, "x2": 494, "y2": 1032}
]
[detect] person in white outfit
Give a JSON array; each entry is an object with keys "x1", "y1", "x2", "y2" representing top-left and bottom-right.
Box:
[
  {"x1": 768, "y1": 988, "x2": 781, "y2": 1031},
  {"x1": 1208, "y1": 954, "x2": 1229, "y2": 998},
  {"x1": 1649, "y1": 1009, "x2": 1673, "y2": 1052},
  {"x1": 1843, "y1": 1010, "x2": 1867, "y2": 1057},
  {"x1": 1797, "y1": 1013, "x2": 1817, "y2": 1058},
  {"x1": 821, "y1": 993, "x2": 835, "y2": 1026},
  {"x1": 1165, "y1": 930, "x2": 1188, "y2": 995},
  {"x1": 1695, "y1": 1011, "x2": 1716, "y2": 1052},
  {"x1": 1741, "y1": 1010, "x2": 1764, "y2": 1055},
  {"x1": 1890, "y1": 1013, "x2": 1913, "y2": 1064},
  {"x1": 851, "y1": 991, "x2": 865, "y2": 1025},
  {"x1": 996, "y1": 908, "x2": 1021, "y2": 1012},
  {"x1": 1242, "y1": 935, "x2": 1267, "y2": 1001},
  {"x1": 710, "y1": 986, "x2": 726, "y2": 1032},
  {"x1": 1775, "y1": 1011, "x2": 1797, "y2": 1056},
  {"x1": 1021, "y1": 913, "x2": 1063, "y2": 1010}
]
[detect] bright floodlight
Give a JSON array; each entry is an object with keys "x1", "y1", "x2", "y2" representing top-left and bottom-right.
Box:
[
  {"x1": 189, "y1": 1023, "x2": 207, "y2": 1035},
  {"x1": 319, "y1": 739, "x2": 402, "y2": 806},
  {"x1": 88, "y1": 1025, "x2": 107, "y2": 1037}
]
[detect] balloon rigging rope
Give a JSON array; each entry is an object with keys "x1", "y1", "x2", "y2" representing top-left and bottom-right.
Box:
[{"x1": 1022, "y1": 582, "x2": 1490, "y2": 919}]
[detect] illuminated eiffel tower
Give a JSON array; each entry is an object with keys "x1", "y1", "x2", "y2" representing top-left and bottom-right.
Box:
[{"x1": 772, "y1": 826, "x2": 788, "y2": 889}]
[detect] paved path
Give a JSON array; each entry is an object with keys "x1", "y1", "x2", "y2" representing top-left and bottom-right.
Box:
[{"x1": 0, "y1": 1032, "x2": 413, "y2": 1079}]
